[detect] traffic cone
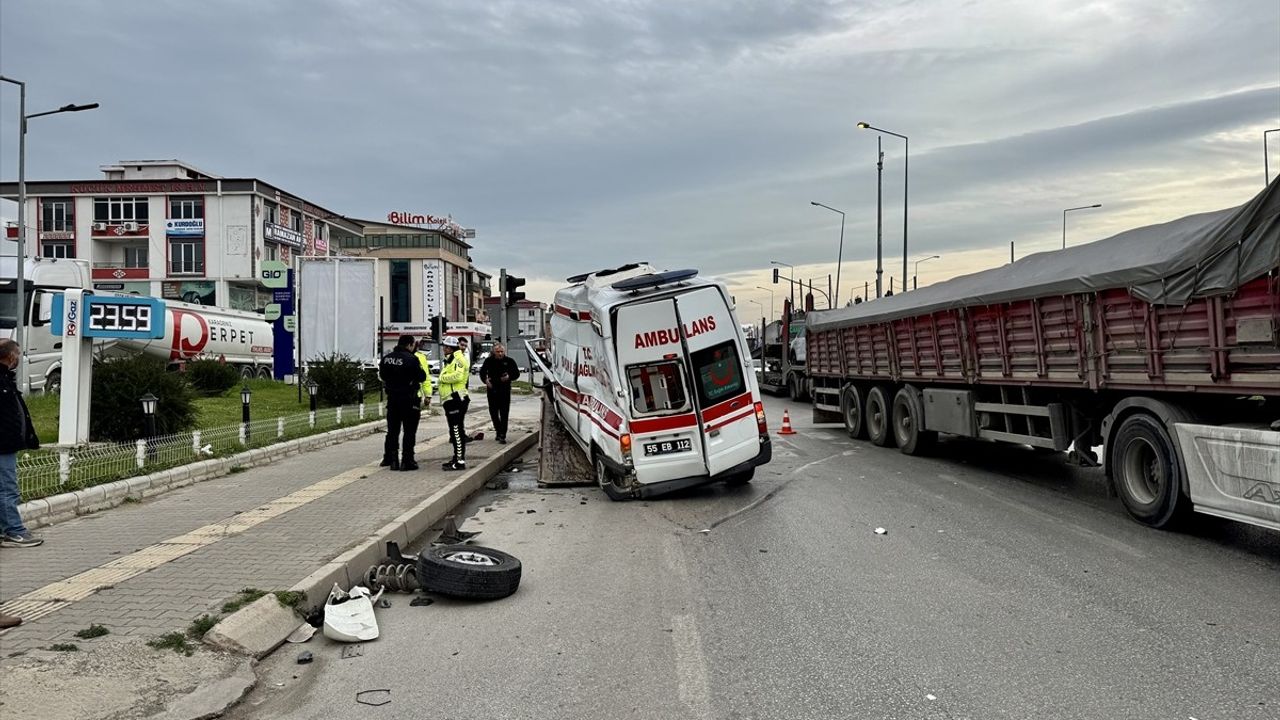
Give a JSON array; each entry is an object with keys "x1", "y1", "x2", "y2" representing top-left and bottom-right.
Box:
[{"x1": 778, "y1": 409, "x2": 797, "y2": 435}]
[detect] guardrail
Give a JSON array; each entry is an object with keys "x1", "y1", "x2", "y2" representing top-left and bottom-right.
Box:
[{"x1": 16, "y1": 402, "x2": 386, "y2": 501}]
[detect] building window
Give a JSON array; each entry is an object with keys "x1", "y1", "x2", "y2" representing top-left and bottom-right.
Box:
[
  {"x1": 41, "y1": 241, "x2": 74, "y2": 259},
  {"x1": 389, "y1": 260, "x2": 410, "y2": 323},
  {"x1": 40, "y1": 198, "x2": 74, "y2": 232},
  {"x1": 289, "y1": 210, "x2": 302, "y2": 232},
  {"x1": 169, "y1": 196, "x2": 203, "y2": 219},
  {"x1": 264, "y1": 243, "x2": 279, "y2": 261},
  {"x1": 263, "y1": 201, "x2": 278, "y2": 225},
  {"x1": 169, "y1": 239, "x2": 205, "y2": 275},
  {"x1": 93, "y1": 197, "x2": 150, "y2": 224},
  {"x1": 125, "y1": 245, "x2": 148, "y2": 269}
]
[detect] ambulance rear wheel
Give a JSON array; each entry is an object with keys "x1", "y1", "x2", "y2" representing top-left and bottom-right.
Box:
[
  {"x1": 593, "y1": 452, "x2": 629, "y2": 502},
  {"x1": 866, "y1": 386, "x2": 895, "y2": 448}
]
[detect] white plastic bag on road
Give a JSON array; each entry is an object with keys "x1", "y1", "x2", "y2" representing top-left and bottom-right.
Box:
[{"x1": 323, "y1": 584, "x2": 384, "y2": 642}]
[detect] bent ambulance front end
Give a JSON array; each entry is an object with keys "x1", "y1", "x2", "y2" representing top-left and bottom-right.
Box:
[{"x1": 612, "y1": 283, "x2": 771, "y2": 496}]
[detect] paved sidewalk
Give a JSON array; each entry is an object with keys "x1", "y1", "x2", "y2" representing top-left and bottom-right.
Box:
[{"x1": 0, "y1": 393, "x2": 540, "y2": 658}]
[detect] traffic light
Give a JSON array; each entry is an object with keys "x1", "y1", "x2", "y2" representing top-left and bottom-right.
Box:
[
  {"x1": 430, "y1": 315, "x2": 446, "y2": 343},
  {"x1": 772, "y1": 267, "x2": 780, "y2": 284},
  {"x1": 504, "y1": 274, "x2": 526, "y2": 307}
]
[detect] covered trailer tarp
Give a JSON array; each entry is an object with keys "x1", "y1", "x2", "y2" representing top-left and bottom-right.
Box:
[{"x1": 809, "y1": 180, "x2": 1280, "y2": 331}]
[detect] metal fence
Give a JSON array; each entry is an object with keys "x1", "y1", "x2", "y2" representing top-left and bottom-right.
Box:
[{"x1": 16, "y1": 402, "x2": 387, "y2": 502}]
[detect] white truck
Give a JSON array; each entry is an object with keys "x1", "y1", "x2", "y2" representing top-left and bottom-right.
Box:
[
  {"x1": 529, "y1": 264, "x2": 772, "y2": 500},
  {"x1": 1, "y1": 257, "x2": 274, "y2": 392}
]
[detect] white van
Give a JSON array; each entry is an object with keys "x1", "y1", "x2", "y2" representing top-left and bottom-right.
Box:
[{"x1": 530, "y1": 264, "x2": 772, "y2": 500}]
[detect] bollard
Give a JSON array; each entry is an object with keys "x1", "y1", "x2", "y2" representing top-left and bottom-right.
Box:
[
  {"x1": 58, "y1": 450, "x2": 71, "y2": 486},
  {"x1": 359, "y1": 402, "x2": 366, "y2": 421},
  {"x1": 277, "y1": 417, "x2": 285, "y2": 438},
  {"x1": 136, "y1": 439, "x2": 147, "y2": 469},
  {"x1": 192, "y1": 430, "x2": 202, "y2": 456},
  {"x1": 336, "y1": 406, "x2": 343, "y2": 426},
  {"x1": 309, "y1": 410, "x2": 316, "y2": 429},
  {"x1": 239, "y1": 423, "x2": 247, "y2": 446}
]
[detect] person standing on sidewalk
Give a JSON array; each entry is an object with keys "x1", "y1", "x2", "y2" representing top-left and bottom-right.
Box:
[
  {"x1": 378, "y1": 334, "x2": 426, "y2": 471},
  {"x1": 437, "y1": 336, "x2": 472, "y2": 471},
  {"x1": 1, "y1": 339, "x2": 41, "y2": 554},
  {"x1": 478, "y1": 343, "x2": 520, "y2": 444},
  {"x1": 414, "y1": 339, "x2": 436, "y2": 409}
]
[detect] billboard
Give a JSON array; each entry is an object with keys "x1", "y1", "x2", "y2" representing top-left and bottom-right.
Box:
[
  {"x1": 423, "y1": 259, "x2": 444, "y2": 319},
  {"x1": 299, "y1": 258, "x2": 377, "y2": 365}
]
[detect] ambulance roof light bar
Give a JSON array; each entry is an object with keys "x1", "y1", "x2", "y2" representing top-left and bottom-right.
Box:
[
  {"x1": 566, "y1": 262, "x2": 648, "y2": 284},
  {"x1": 610, "y1": 268, "x2": 699, "y2": 293}
]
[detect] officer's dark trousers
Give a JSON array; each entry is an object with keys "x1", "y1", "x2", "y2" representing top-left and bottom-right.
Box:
[
  {"x1": 384, "y1": 400, "x2": 421, "y2": 464},
  {"x1": 487, "y1": 388, "x2": 511, "y2": 439},
  {"x1": 443, "y1": 393, "x2": 470, "y2": 463}
]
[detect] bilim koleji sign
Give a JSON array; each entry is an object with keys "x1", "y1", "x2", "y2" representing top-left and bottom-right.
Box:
[{"x1": 423, "y1": 259, "x2": 445, "y2": 318}]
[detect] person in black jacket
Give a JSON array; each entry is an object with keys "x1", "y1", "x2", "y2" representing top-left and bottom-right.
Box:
[
  {"x1": 1, "y1": 340, "x2": 41, "y2": 551},
  {"x1": 378, "y1": 334, "x2": 427, "y2": 471},
  {"x1": 478, "y1": 343, "x2": 520, "y2": 444}
]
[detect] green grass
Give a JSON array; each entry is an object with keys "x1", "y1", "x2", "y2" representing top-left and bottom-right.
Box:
[
  {"x1": 48, "y1": 643, "x2": 79, "y2": 652},
  {"x1": 274, "y1": 590, "x2": 307, "y2": 610},
  {"x1": 73, "y1": 624, "x2": 110, "y2": 639},
  {"x1": 220, "y1": 588, "x2": 267, "y2": 615},
  {"x1": 147, "y1": 632, "x2": 193, "y2": 656},
  {"x1": 25, "y1": 379, "x2": 330, "y2": 444},
  {"x1": 188, "y1": 614, "x2": 219, "y2": 639}
]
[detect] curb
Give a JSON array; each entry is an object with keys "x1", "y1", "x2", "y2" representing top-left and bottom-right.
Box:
[
  {"x1": 202, "y1": 429, "x2": 539, "y2": 660},
  {"x1": 18, "y1": 420, "x2": 387, "y2": 529}
]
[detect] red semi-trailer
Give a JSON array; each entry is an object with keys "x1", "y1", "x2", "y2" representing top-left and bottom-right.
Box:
[{"x1": 806, "y1": 182, "x2": 1280, "y2": 531}]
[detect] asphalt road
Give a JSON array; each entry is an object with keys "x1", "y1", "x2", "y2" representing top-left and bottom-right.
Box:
[{"x1": 234, "y1": 393, "x2": 1280, "y2": 720}]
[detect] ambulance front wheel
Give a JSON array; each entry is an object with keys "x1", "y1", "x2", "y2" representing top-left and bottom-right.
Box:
[{"x1": 593, "y1": 452, "x2": 630, "y2": 502}]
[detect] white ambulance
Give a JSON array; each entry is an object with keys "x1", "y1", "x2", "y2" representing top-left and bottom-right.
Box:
[{"x1": 531, "y1": 264, "x2": 772, "y2": 500}]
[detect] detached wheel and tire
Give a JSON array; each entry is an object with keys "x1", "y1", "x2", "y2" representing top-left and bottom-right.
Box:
[
  {"x1": 594, "y1": 452, "x2": 630, "y2": 502},
  {"x1": 865, "y1": 386, "x2": 895, "y2": 448},
  {"x1": 1110, "y1": 413, "x2": 1189, "y2": 529},
  {"x1": 841, "y1": 385, "x2": 866, "y2": 440},
  {"x1": 892, "y1": 386, "x2": 936, "y2": 456},
  {"x1": 417, "y1": 545, "x2": 522, "y2": 600}
]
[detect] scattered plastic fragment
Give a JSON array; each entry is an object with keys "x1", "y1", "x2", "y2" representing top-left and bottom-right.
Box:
[
  {"x1": 410, "y1": 596, "x2": 435, "y2": 607},
  {"x1": 874, "y1": 528, "x2": 888, "y2": 535},
  {"x1": 324, "y1": 584, "x2": 384, "y2": 643},
  {"x1": 926, "y1": 694, "x2": 937, "y2": 701},
  {"x1": 341, "y1": 644, "x2": 364, "y2": 659},
  {"x1": 356, "y1": 689, "x2": 391, "y2": 706},
  {"x1": 296, "y1": 651, "x2": 313, "y2": 664},
  {"x1": 699, "y1": 529, "x2": 711, "y2": 534},
  {"x1": 285, "y1": 622, "x2": 317, "y2": 644}
]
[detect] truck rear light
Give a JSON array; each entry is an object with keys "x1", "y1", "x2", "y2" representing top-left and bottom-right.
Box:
[
  {"x1": 754, "y1": 401, "x2": 767, "y2": 435},
  {"x1": 620, "y1": 433, "x2": 633, "y2": 459}
]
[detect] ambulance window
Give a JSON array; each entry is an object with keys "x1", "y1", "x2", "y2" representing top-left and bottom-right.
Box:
[
  {"x1": 627, "y1": 361, "x2": 688, "y2": 415},
  {"x1": 690, "y1": 341, "x2": 744, "y2": 406}
]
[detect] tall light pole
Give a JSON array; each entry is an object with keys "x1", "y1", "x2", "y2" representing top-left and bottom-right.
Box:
[
  {"x1": 1062, "y1": 204, "x2": 1102, "y2": 249},
  {"x1": 754, "y1": 286, "x2": 775, "y2": 322},
  {"x1": 858, "y1": 122, "x2": 908, "y2": 292},
  {"x1": 770, "y1": 260, "x2": 795, "y2": 309},
  {"x1": 913, "y1": 254, "x2": 940, "y2": 290},
  {"x1": 1266, "y1": 128, "x2": 1280, "y2": 186},
  {"x1": 0, "y1": 74, "x2": 99, "y2": 392},
  {"x1": 809, "y1": 201, "x2": 845, "y2": 307}
]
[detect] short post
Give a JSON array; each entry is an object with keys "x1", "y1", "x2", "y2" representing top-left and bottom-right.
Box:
[
  {"x1": 306, "y1": 379, "x2": 318, "y2": 428},
  {"x1": 356, "y1": 377, "x2": 366, "y2": 421},
  {"x1": 277, "y1": 416, "x2": 285, "y2": 438},
  {"x1": 58, "y1": 449, "x2": 71, "y2": 486},
  {"x1": 135, "y1": 439, "x2": 147, "y2": 469},
  {"x1": 140, "y1": 392, "x2": 158, "y2": 462},
  {"x1": 335, "y1": 405, "x2": 343, "y2": 425},
  {"x1": 240, "y1": 384, "x2": 252, "y2": 445},
  {"x1": 192, "y1": 429, "x2": 201, "y2": 455}
]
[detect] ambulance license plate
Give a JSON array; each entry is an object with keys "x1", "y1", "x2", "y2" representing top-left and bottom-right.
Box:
[{"x1": 643, "y1": 439, "x2": 692, "y2": 456}]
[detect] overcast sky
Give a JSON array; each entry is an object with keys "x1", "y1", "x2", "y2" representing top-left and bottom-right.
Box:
[{"x1": 2, "y1": 0, "x2": 1278, "y2": 311}]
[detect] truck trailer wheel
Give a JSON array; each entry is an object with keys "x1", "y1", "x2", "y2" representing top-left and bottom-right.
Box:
[
  {"x1": 594, "y1": 452, "x2": 630, "y2": 502},
  {"x1": 256, "y1": 365, "x2": 272, "y2": 380},
  {"x1": 841, "y1": 385, "x2": 866, "y2": 440},
  {"x1": 865, "y1": 386, "x2": 895, "y2": 448},
  {"x1": 45, "y1": 370, "x2": 62, "y2": 395},
  {"x1": 239, "y1": 364, "x2": 255, "y2": 379},
  {"x1": 1110, "y1": 413, "x2": 1189, "y2": 529},
  {"x1": 416, "y1": 545, "x2": 522, "y2": 600},
  {"x1": 892, "y1": 386, "x2": 936, "y2": 455}
]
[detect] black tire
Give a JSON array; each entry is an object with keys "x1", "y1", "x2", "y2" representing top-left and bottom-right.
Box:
[
  {"x1": 1109, "y1": 413, "x2": 1189, "y2": 529},
  {"x1": 594, "y1": 452, "x2": 630, "y2": 502},
  {"x1": 841, "y1": 385, "x2": 866, "y2": 440},
  {"x1": 45, "y1": 370, "x2": 62, "y2": 395},
  {"x1": 416, "y1": 544, "x2": 522, "y2": 600},
  {"x1": 865, "y1": 386, "x2": 895, "y2": 447},
  {"x1": 239, "y1": 364, "x2": 255, "y2": 379},
  {"x1": 723, "y1": 468, "x2": 754, "y2": 486},
  {"x1": 256, "y1": 365, "x2": 273, "y2": 380},
  {"x1": 892, "y1": 386, "x2": 936, "y2": 455}
]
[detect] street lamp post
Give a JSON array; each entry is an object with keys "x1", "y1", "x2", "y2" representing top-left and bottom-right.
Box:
[
  {"x1": 770, "y1": 260, "x2": 796, "y2": 308},
  {"x1": 356, "y1": 377, "x2": 366, "y2": 421},
  {"x1": 240, "y1": 385, "x2": 252, "y2": 444},
  {"x1": 754, "y1": 286, "x2": 775, "y2": 323},
  {"x1": 140, "y1": 392, "x2": 158, "y2": 462},
  {"x1": 306, "y1": 379, "x2": 318, "y2": 428},
  {"x1": 1062, "y1": 204, "x2": 1102, "y2": 249},
  {"x1": 810, "y1": 201, "x2": 845, "y2": 307},
  {"x1": 858, "y1": 122, "x2": 908, "y2": 293},
  {"x1": 913, "y1": 255, "x2": 940, "y2": 290},
  {"x1": 0, "y1": 75, "x2": 98, "y2": 392},
  {"x1": 1266, "y1": 128, "x2": 1280, "y2": 186}
]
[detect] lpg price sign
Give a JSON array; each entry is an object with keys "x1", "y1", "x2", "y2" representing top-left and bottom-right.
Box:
[{"x1": 52, "y1": 294, "x2": 166, "y2": 340}]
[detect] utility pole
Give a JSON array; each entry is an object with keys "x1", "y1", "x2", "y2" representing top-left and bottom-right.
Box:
[
  {"x1": 875, "y1": 136, "x2": 884, "y2": 299},
  {"x1": 498, "y1": 268, "x2": 507, "y2": 348}
]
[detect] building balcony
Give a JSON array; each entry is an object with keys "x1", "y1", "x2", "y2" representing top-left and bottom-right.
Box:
[{"x1": 91, "y1": 263, "x2": 150, "y2": 280}]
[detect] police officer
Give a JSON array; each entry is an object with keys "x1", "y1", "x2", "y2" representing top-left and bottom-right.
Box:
[
  {"x1": 414, "y1": 339, "x2": 436, "y2": 409},
  {"x1": 437, "y1": 335, "x2": 471, "y2": 471},
  {"x1": 378, "y1": 334, "x2": 426, "y2": 470}
]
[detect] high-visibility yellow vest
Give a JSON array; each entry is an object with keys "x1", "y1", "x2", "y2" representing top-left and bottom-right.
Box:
[{"x1": 437, "y1": 350, "x2": 470, "y2": 397}]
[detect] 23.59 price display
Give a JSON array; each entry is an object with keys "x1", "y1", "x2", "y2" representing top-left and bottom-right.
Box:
[{"x1": 88, "y1": 302, "x2": 153, "y2": 333}]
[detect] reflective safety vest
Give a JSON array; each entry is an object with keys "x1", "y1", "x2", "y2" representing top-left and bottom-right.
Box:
[
  {"x1": 437, "y1": 349, "x2": 470, "y2": 398},
  {"x1": 415, "y1": 351, "x2": 435, "y2": 398}
]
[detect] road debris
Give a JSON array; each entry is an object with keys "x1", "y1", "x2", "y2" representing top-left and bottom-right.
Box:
[
  {"x1": 874, "y1": 528, "x2": 888, "y2": 535},
  {"x1": 436, "y1": 515, "x2": 481, "y2": 544},
  {"x1": 296, "y1": 651, "x2": 313, "y2": 664},
  {"x1": 927, "y1": 694, "x2": 937, "y2": 700},
  {"x1": 377, "y1": 598, "x2": 391, "y2": 609},
  {"x1": 323, "y1": 585, "x2": 384, "y2": 643},
  {"x1": 340, "y1": 644, "x2": 364, "y2": 660},
  {"x1": 410, "y1": 596, "x2": 435, "y2": 607},
  {"x1": 355, "y1": 689, "x2": 391, "y2": 706},
  {"x1": 285, "y1": 623, "x2": 317, "y2": 644}
]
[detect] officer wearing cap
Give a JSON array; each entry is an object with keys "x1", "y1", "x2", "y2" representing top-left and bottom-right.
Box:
[
  {"x1": 378, "y1": 334, "x2": 426, "y2": 470},
  {"x1": 437, "y1": 335, "x2": 472, "y2": 471}
]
